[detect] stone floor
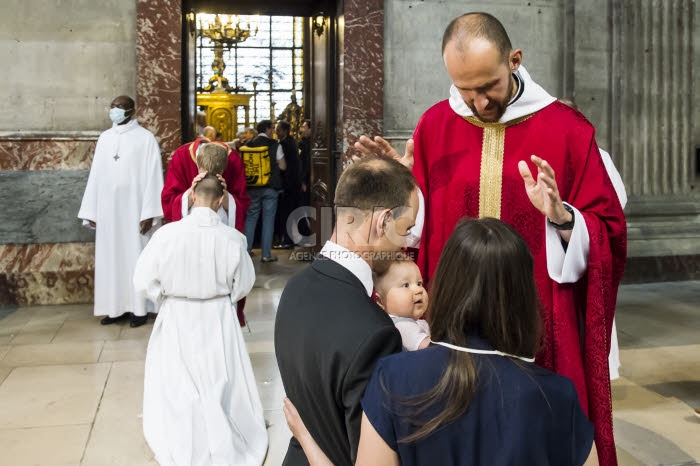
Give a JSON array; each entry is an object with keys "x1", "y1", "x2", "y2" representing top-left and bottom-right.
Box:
[{"x1": 0, "y1": 251, "x2": 698, "y2": 466}]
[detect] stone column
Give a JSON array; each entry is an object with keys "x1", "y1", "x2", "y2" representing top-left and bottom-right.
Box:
[
  {"x1": 610, "y1": 0, "x2": 700, "y2": 278},
  {"x1": 612, "y1": 0, "x2": 694, "y2": 197}
]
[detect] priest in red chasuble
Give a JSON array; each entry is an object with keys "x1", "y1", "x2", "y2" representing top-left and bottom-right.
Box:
[{"x1": 356, "y1": 13, "x2": 626, "y2": 466}]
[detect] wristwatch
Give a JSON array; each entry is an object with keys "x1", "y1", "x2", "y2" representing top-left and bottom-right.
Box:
[{"x1": 547, "y1": 204, "x2": 575, "y2": 231}]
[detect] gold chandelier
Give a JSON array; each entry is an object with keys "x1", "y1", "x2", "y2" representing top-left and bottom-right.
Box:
[{"x1": 199, "y1": 14, "x2": 259, "y2": 93}]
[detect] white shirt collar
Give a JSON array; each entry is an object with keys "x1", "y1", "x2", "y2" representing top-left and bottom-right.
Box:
[
  {"x1": 319, "y1": 241, "x2": 374, "y2": 296},
  {"x1": 448, "y1": 65, "x2": 556, "y2": 123}
]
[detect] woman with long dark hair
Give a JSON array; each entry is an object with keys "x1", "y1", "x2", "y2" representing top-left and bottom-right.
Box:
[{"x1": 285, "y1": 217, "x2": 598, "y2": 466}]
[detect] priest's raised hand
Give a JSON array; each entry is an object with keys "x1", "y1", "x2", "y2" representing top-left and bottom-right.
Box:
[
  {"x1": 518, "y1": 154, "x2": 573, "y2": 242},
  {"x1": 353, "y1": 135, "x2": 414, "y2": 169}
]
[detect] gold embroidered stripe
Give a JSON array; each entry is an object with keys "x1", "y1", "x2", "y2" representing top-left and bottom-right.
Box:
[
  {"x1": 478, "y1": 125, "x2": 506, "y2": 219},
  {"x1": 464, "y1": 114, "x2": 534, "y2": 219}
]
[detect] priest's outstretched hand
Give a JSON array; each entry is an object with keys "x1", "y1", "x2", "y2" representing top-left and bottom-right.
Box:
[
  {"x1": 518, "y1": 155, "x2": 573, "y2": 242},
  {"x1": 353, "y1": 135, "x2": 414, "y2": 170}
]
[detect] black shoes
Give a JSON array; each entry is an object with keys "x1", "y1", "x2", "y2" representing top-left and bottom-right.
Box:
[
  {"x1": 100, "y1": 314, "x2": 129, "y2": 325},
  {"x1": 272, "y1": 242, "x2": 294, "y2": 250},
  {"x1": 130, "y1": 314, "x2": 149, "y2": 328},
  {"x1": 100, "y1": 313, "x2": 149, "y2": 328},
  {"x1": 261, "y1": 255, "x2": 278, "y2": 263}
]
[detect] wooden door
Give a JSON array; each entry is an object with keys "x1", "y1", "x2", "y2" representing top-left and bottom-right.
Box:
[{"x1": 307, "y1": 11, "x2": 337, "y2": 251}]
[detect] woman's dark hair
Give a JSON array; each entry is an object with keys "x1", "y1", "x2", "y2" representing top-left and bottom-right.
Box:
[{"x1": 399, "y1": 217, "x2": 541, "y2": 443}]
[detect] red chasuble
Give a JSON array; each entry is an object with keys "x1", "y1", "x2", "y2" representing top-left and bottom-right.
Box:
[
  {"x1": 161, "y1": 139, "x2": 252, "y2": 325},
  {"x1": 413, "y1": 100, "x2": 626, "y2": 466},
  {"x1": 161, "y1": 139, "x2": 251, "y2": 233}
]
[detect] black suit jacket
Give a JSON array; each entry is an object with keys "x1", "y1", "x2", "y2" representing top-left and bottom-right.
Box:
[{"x1": 275, "y1": 256, "x2": 402, "y2": 466}]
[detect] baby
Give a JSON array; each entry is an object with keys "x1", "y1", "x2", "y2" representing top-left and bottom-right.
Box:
[{"x1": 373, "y1": 253, "x2": 430, "y2": 351}]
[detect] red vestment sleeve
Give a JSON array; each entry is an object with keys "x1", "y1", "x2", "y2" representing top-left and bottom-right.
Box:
[{"x1": 161, "y1": 147, "x2": 192, "y2": 222}]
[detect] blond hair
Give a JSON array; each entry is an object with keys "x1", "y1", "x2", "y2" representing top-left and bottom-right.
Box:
[{"x1": 196, "y1": 143, "x2": 228, "y2": 175}]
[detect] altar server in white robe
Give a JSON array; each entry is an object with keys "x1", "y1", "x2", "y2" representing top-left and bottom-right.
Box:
[
  {"x1": 78, "y1": 95, "x2": 163, "y2": 328},
  {"x1": 135, "y1": 174, "x2": 267, "y2": 466}
]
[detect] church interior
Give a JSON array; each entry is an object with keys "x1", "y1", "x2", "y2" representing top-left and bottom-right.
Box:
[{"x1": 0, "y1": 0, "x2": 698, "y2": 465}]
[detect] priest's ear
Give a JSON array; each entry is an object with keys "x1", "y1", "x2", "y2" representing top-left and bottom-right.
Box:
[{"x1": 508, "y1": 48, "x2": 523, "y2": 73}]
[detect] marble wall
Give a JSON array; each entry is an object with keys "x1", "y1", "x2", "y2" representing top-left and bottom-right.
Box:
[
  {"x1": 136, "y1": 0, "x2": 183, "y2": 161},
  {"x1": 0, "y1": 135, "x2": 99, "y2": 305},
  {"x1": 339, "y1": 0, "x2": 384, "y2": 162},
  {"x1": 0, "y1": 0, "x2": 182, "y2": 306}
]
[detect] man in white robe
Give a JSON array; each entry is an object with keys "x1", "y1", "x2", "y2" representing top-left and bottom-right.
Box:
[
  {"x1": 78, "y1": 95, "x2": 164, "y2": 328},
  {"x1": 134, "y1": 174, "x2": 267, "y2": 466}
]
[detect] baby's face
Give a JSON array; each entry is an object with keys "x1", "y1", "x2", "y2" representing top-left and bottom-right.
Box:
[{"x1": 378, "y1": 262, "x2": 428, "y2": 320}]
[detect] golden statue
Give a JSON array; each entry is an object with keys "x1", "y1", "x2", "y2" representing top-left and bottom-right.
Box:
[{"x1": 277, "y1": 94, "x2": 304, "y2": 140}]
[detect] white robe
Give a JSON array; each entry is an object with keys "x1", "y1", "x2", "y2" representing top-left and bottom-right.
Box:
[
  {"x1": 599, "y1": 148, "x2": 627, "y2": 380},
  {"x1": 78, "y1": 119, "x2": 164, "y2": 317},
  {"x1": 134, "y1": 207, "x2": 267, "y2": 466}
]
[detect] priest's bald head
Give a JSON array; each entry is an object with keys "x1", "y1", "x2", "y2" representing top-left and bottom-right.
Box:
[
  {"x1": 442, "y1": 13, "x2": 522, "y2": 123},
  {"x1": 193, "y1": 173, "x2": 225, "y2": 211}
]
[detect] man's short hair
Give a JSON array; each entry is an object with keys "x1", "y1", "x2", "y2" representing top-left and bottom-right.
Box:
[
  {"x1": 257, "y1": 120, "x2": 273, "y2": 134},
  {"x1": 334, "y1": 156, "x2": 416, "y2": 213},
  {"x1": 277, "y1": 120, "x2": 291, "y2": 133},
  {"x1": 196, "y1": 143, "x2": 228, "y2": 175},
  {"x1": 442, "y1": 12, "x2": 513, "y2": 63},
  {"x1": 194, "y1": 173, "x2": 224, "y2": 200},
  {"x1": 302, "y1": 119, "x2": 311, "y2": 128}
]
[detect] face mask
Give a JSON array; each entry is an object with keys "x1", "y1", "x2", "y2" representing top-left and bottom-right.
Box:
[{"x1": 109, "y1": 107, "x2": 129, "y2": 124}]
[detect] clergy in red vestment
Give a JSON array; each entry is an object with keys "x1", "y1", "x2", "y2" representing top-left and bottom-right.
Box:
[
  {"x1": 162, "y1": 137, "x2": 251, "y2": 325},
  {"x1": 162, "y1": 137, "x2": 250, "y2": 232},
  {"x1": 355, "y1": 13, "x2": 626, "y2": 466}
]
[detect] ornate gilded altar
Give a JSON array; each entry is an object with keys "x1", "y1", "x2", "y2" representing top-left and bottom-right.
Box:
[{"x1": 196, "y1": 93, "x2": 252, "y2": 142}]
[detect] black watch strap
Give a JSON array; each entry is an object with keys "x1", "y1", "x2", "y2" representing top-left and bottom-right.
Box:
[{"x1": 547, "y1": 204, "x2": 575, "y2": 231}]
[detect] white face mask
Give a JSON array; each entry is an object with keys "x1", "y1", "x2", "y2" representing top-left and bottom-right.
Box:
[{"x1": 109, "y1": 107, "x2": 129, "y2": 124}]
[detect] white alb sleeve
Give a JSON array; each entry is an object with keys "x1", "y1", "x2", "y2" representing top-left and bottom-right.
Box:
[
  {"x1": 181, "y1": 188, "x2": 191, "y2": 218},
  {"x1": 406, "y1": 188, "x2": 425, "y2": 248},
  {"x1": 545, "y1": 202, "x2": 590, "y2": 284}
]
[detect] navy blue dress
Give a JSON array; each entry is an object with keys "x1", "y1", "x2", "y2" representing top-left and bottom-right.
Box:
[{"x1": 361, "y1": 337, "x2": 594, "y2": 466}]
